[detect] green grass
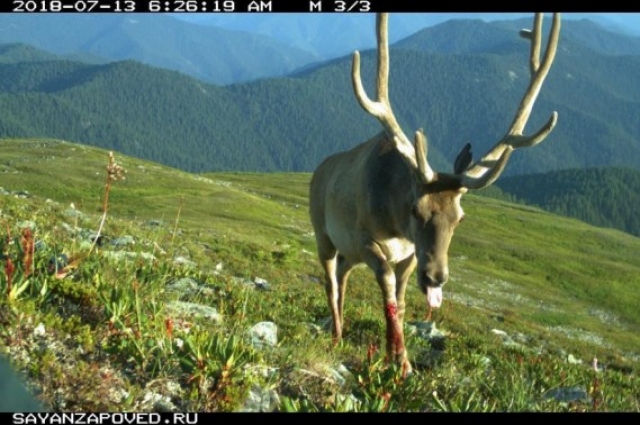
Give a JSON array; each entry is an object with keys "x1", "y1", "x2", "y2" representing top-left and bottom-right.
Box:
[{"x1": 0, "y1": 138, "x2": 639, "y2": 412}]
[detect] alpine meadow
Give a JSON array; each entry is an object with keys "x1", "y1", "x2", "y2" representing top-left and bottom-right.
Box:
[{"x1": 0, "y1": 11, "x2": 639, "y2": 413}]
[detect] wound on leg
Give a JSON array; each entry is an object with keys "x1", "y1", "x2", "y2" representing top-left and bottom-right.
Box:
[{"x1": 385, "y1": 302, "x2": 398, "y2": 319}]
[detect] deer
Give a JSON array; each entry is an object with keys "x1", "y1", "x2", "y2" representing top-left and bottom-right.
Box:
[{"x1": 308, "y1": 12, "x2": 561, "y2": 375}]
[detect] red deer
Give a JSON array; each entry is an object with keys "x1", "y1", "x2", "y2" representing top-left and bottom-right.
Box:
[{"x1": 309, "y1": 13, "x2": 561, "y2": 374}]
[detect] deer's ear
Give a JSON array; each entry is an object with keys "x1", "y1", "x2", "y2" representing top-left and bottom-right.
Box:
[{"x1": 453, "y1": 143, "x2": 472, "y2": 174}]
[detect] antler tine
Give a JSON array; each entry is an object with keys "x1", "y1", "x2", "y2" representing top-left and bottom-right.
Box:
[
  {"x1": 352, "y1": 13, "x2": 434, "y2": 182},
  {"x1": 460, "y1": 13, "x2": 561, "y2": 187},
  {"x1": 375, "y1": 12, "x2": 390, "y2": 105},
  {"x1": 510, "y1": 12, "x2": 560, "y2": 136},
  {"x1": 414, "y1": 129, "x2": 431, "y2": 180},
  {"x1": 520, "y1": 13, "x2": 542, "y2": 76}
]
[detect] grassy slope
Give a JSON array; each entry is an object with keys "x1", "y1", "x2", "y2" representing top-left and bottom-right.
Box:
[{"x1": 0, "y1": 138, "x2": 639, "y2": 412}]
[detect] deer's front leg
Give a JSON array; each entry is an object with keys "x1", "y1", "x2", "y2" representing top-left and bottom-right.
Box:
[
  {"x1": 360, "y1": 240, "x2": 409, "y2": 372},
  {"x1": 395, "y1": 255, "x2": 417, "y2": 330}
]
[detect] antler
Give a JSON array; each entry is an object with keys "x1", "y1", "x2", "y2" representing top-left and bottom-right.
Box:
[
  {"x1": 458, "y1": 13, "x2": 561, "y2": 189},
  {"x1": 352, "y1": 13, "x2": 435, "y2": 183}
]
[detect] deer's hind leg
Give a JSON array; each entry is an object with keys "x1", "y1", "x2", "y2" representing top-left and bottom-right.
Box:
[
  {"x1": 314, "y1": 232, "x2": 343, "y2": 342},
  {"x1": 336, "y1": 254, "x2": 354, "y2": 329}
]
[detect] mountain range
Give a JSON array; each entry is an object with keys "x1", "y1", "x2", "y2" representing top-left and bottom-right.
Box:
[
  {"x1": 0, "y1": 13, "x2": 317, "y2": 85},
  {"x1": 1, "y1": 17, "x2": 638, "y2": 174},
  {"x1": 0, "y1": 13, "x2": 639, "y2": 85},
  {"x1": 177, "y1": 13, "x2": 640, "y2": 59}
]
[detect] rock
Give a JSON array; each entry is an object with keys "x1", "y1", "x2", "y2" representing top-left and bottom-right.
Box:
[
  {"x1": 305, "y1": 323, "x2": 323, "y2": 335},
  {"x1": 248, "y1": 322, "x2": 278, "y2": 349},
  {"x1": 567, "y1": 354, "x2": 583, "y2": 364},
  {"x1": 33, "y1": 323, "x2": 46, "y2": 338},
  {"x1": 542, "y1": 386, "x2": 590, "y2": 404},
  {"x1": 140, "y1": 391, "x2": 177, "y2": 412},
  {"x1": 325, "y1": 365, "x2": 351, "y2": 387},
  {"x1": 253, "y1": 277, "x2": 271, "y2": 291},
  {"x1": 502, "y1": 340, "x2": 528, "y2": 352},
  {"x1": 490, "y1": 329, "x2": 528, "y2": 352},
  {"x1": 102, "y1": 251, "x2": 156, "y2": 262},
  {"x1": 166, "y1": 277, "x2": 215, "y2": 297},
  {"x1": 165, "y1": 301, "x2": 223, "y2": 323},
  {"x1": 110, "y1": 236, "x2": 135, "y2": 247},
  {"x1": 406, "y1": 321, "x2": 448, "y2": 340},
  {"x1": 237, "y1": 385, "x2": 280, "y2": 412}
]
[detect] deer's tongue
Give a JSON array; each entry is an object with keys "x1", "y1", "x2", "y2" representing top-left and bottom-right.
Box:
[{"x1": 427, "y1": 287, "x2": 443, "y2": 308}]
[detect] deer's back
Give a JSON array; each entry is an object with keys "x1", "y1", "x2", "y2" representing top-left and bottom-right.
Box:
[{"x1": 309, "y1": 133, "x2": 415, "y2": 262}]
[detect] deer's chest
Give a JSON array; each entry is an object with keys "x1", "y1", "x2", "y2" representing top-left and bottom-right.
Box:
[{"x1": 378, "y1": 237, "x2": 415, "y2": 264}]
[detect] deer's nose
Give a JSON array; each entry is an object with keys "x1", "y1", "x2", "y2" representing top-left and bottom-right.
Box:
[
  {"x1": 436, "y1": 271, "x2": 449, "y2": 285},
  {"x1": 419, "y1": 272, "x2": 448, "y2": 292}
]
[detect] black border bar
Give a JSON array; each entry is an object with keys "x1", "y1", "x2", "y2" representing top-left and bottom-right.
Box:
[{"x1": 5, "y1": 0, "x2": 639, "y2": 13}]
